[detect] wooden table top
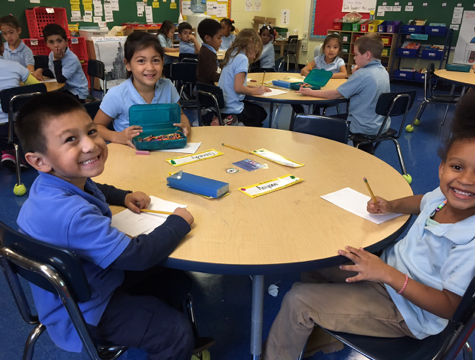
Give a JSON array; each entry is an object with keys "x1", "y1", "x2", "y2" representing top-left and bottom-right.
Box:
[
  {"x1": 246, "y1": 72, "x2": 347, "y2": 104},
  {"x1": 165, "y1": 50, "x2": 225, "y2": 60},
  {"x1": 43, "y1": 80, "x2": 65, "y2": 92},
  {"x1": 434, "y1": 69, "x2": 475, "y2": 87},
  {"x1": 94, "y1": 127, "x2": 412, "y2": 274}
]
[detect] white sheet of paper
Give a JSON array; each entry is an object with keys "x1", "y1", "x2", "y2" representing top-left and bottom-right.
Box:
[
  {"x1": 111, "y1": 196, "x2": 187, "y2": 236},
  {"x1": 321, "y1": 187, "x2": 401, "y2": 225},
  {"x1": 159, "y1": 142, "x2": 202, "y2": 154},
  {"x1": 41, "y1": 78, "x2": 58, "y2": 83},
  {"x1": 262, "y1": 88, "x2": 287, "y2": 97}
]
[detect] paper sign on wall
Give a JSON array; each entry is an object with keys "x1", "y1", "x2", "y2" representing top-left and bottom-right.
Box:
[
  {"x1": 281, "y1": 9, "x2": 290, "y2": 26},
  {"x1": 216, "y1": 4, "x2": 227, "y2": 17},
  {"x1": 182, "y1": 0, "x2": 192, "y2": 15}
]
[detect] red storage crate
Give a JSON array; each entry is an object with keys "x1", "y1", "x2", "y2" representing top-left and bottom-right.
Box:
[
  {"x1": 381, "y1": 35, "x2": 392, "y2": 46},
  {"x1": 82, "y1": 61, "x2": 91, "y2": 88},
  {"x1": 25, "y1": 7, "x2": 70, "y2": 38},
  {"x1": 24, "y1": 37, "x2": 88, "y2": 62},
  {"x1": 333, "y1": 21, "x2": 342, "y2": 30}
]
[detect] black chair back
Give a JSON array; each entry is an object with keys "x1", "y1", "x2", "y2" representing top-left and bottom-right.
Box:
[
  {"x1": 0, "y1": 83, "x2": 47, "y2": 114},
  {"x1": 87, "y1": 59, "x2": 106, "y2": 80},
  {"x1": 84, "y1": 101, "x2": 102, "y2": 120},
  {"x1": 179, "y1": 53, "x2": 199, "y2": 62},
  {"x1": 375, "y1": 90, "x2": 417, "y2": 117},
  {"x1": 196, "y1": 83, "x2": 225, "y2": 108},
  {"x1": 33, "y1": 55, "x2": 49, "y2": 71},
  {"x1": 291, "y1": 114, "x2": 349, "y2": 143},
  {"x1": 170, "y1": 62, "x2": 198, "y2": 82},
  {"x1": 286, "y1": 35, "x2": 299, "y2": 55}
]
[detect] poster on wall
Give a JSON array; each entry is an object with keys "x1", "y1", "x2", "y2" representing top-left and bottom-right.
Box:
[
  {"x1": 342, "y1": 0, "x2": 376, "y2": 13},
  {"x1": 454, "y1": 11, "x2": 475, "y2": 64},
  {"x1": 93, "y1": 37, "x2": 128, "y2": 90}
]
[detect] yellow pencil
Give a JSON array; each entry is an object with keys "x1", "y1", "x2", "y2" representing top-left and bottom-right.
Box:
[
  {"x1": 141, "y1": 209, "x2": 174, "y2": 215},
  {"x1": 307, "y1": 60, "x2": 312, "y2": 70},
  {"x1": 261, "y1": 71, "x2": 266, "y2": 86},
  {"x1": 363, "y1": 177, "x2": 377, "y2": 203},
  {"x1": 222, "y1": 143, "x2": 252, "y2": 155}
]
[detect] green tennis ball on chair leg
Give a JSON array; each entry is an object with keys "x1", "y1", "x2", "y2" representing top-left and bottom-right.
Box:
[
  {"x1": 405, "y1": 124, "x2": 414, "y2": 133},
  {"x1": 403, "y1": 174, "x2": 412, "y2": 184},
  {"x1": 13, "y1": 183, "x2": 27, "y2": 196}
]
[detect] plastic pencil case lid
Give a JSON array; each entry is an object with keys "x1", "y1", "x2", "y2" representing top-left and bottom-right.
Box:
[
  {"x1": 129, "y1": 103, "x2": 187, "y2": 150},
  {"x1": 445, "y1": 64, "x2": 471, "y2": 72},
  {"x1": 302, "y1": 69, "x2": 333, "y2": 90}
]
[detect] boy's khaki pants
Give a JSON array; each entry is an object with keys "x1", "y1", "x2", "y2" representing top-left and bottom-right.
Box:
[{"x1": 263, "y1": 267, "x2": 416, "y2": 360}]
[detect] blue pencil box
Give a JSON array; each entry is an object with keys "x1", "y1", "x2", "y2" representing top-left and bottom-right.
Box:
[{"x1": 167, "y1": 171, "x2": 229, "y2": 198}]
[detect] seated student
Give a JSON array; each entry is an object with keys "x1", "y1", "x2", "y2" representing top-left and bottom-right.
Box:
[
  {"x1": 0, "y1": 15, "x2": 43, "y2": 80},
  {"x1": 255, "y1": 25, "x2": 275, "y2": 72},
  {"x1": 178, "y1": 22, "x2": 200, "y2": 55},
  {"x1": 296, "y1": 33, "x2": 389, "y2": 154},
  {"x1": 15, "y1": 91, "x2": 195, "y2": 360},
  {"x1": 219, "y1": 18, "x2": 236, "y2": 51},
  {"x1": 218, "y1": 28, "x2": 270, "y2": 126},
  {"x1": 42, "y1": 23, "x2": 88, "y2": 103},
  {"x1": 196, "y1": 18, "x2": 223, "y2": 85},
  {"x1": 263, "y1": 91, "x2": 475, "y2": 360},
  {"x1": 158, "y1": 20, "x2": 178, "y2": 78},
  {"x1": 95, "y1": 32, "x2": 191, "y2": 147}
]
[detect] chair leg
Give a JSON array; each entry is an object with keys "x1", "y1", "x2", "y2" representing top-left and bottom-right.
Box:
[
  {"x1": 22, "y1": 323, "x2": 46, "y2": 360},
  {"x1": 185, "y1": 294, "x2": 199, "y2": 338},
  {"x1": 390, "y1": 138, "x2": 408, "y2": 175},
  {"x1": 463, "y1": 341, "x2": 473, "y2": 360},
  {"x1": 286, "y1": 55, "x2": 289, "y2": 71},
  {"x1": 439, "y1": 104, "x2": 451, "y2": 139},
  {"x1": 411, "y1": 100, "x2": 428, "y2": 126}
]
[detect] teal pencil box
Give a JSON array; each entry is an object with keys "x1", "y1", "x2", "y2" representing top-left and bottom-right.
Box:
[
  {"x1": 129, "y1": 103, "x2": 187, "y2": 151},
  {"x1": 167, "y1": 171, "x2": 229, "y2": 198},
  {"x1": 446, "y1": 64, "x2": 471, "y2": 72},
  {"x1": 289, "y1": 69, "x2": 333, "y2": 90}
]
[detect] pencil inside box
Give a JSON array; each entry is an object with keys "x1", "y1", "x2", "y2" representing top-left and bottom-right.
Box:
[{"x1": 129, "y1": 103, "x2": 187, "y2": 150}]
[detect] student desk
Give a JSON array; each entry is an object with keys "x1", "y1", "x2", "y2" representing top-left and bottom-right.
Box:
[
  {"x1": 165, "y1": 51, "x2": 225, "y2": 60},
  {"x1": 94, "y1": 127, "x2": 412, "y2": 360},
  {"x1": 434, "y1": 69, "x2": 475, "y2": 87},
  {"x1": 246, "y1": 72, "x2": 348, "y2": 128},
  {"x1": 274, "y1": 38, "x2": 301, "y2": 70},
  {"x1": 42, "y1": 79, "x2": 65, "y2": 92}
]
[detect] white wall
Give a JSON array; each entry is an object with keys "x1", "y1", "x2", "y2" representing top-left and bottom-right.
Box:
[{"x1": 231, "y1": 0, "x2": 268, "y2": 31}]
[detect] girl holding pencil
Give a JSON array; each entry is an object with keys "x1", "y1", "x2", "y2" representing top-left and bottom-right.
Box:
[{"x1": 218, "y1": 29, "x2": 270, "y2": 127}]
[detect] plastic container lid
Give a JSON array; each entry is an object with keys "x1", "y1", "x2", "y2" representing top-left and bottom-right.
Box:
[{"x1": 303, "y1": 69, "x2": 333, "y2": 89}]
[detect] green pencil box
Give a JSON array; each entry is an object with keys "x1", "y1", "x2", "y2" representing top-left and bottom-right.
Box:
[
  {"x1": 446, "y1": 64, "x2": 471, "y2": 72},
  {"x1": 289, "y1": 69, "x2": 333, "y2": 90},
  {"x1": 129, "y1": 103, "x2": 187, "y2": 151}
]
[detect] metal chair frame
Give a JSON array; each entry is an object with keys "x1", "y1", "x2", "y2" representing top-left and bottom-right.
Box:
[
  {"x1": 196, "y1": 83, "x2": 225, "y2": 126},
  {"x1": 290, "y1": 114, "x2": 350, "y2": 144},
  {"x1": 170, "y1": 62, "x2": 198, "y2": 108},
  {"x1": 87, "y1": 59, "x2": 108, "y2": 98},
  {"x1": 278, "y1": 36, "x2": 299, "y2": 72}
]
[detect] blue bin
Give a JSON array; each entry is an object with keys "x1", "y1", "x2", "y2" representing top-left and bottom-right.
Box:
[
  {"x1": 402, "y1": 25, "x2": 423, "y2": 34},
  {"x1": 421, "y1": 49, "x2": 443, "y2": 60},
  {"x1": 396, "y1": 48, "x2": 419, "y2": 57},
  {"x1": 393, "y1": 70, "x2": 415, "y2": 80},
  {"x1": 424, "y1": 26, "x2": 447, "y2": 36},
  {"x1": 414, "y1": 72, "x2": 426, "y2": 82},
  {"x1": 387, "y1": 21, "x2": 401, "y2": 33}
]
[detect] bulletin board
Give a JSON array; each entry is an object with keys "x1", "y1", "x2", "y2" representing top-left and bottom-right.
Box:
[
  {"x1": 310, "y1": 0, "x2": 371, "y2": 40},
  {"x1": 2, "y1": 0, "x2": 180, "y2": 39},
  {"x1": 181, "y1": 0, "x2": 232, "y2": 21}
]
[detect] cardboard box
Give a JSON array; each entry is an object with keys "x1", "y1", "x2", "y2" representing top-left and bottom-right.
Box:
[
  {"x1": 266, "y1": 17, "x2": 276, "y2": 27},
  {"x1": 253, "y1": 16, "x2": 266, "y2": 32}
]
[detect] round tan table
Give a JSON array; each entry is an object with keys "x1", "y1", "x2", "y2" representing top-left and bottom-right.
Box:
[
  {"x1": 434, "y1": 69, "x2": 475, "y2": 87},
  {"x1": 94, "y1": 127, "x2": 413, "y2": 359},
  {"x1": 246, "y1": 72, "x2": 348, "y2": 128},
  {"x1": 43, "y1": 80, "x2": 65, "y2": 92},
  {"x1": 165, "y1": 50, "x2": 225, "y2": 60}
]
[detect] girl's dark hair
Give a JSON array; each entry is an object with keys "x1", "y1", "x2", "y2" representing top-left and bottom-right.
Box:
[
  {"x1": 124, "y1": 32, "x2": 164, "y2": 78},
  {"x1": 160, "y1": 20, "x2": 175, "y2": 35},
  {"x1": 438, "y1": 91, "x2": 475, "y2": 161},
  {"x1": 321, "y1": 33, "x2": 342, "y2": 55},
  {"x1": 259, "y1": 25, "x2": 275, "y2": 38},
  {"x1": 0, "y1": 15, "x2": 21, "y2": 29},
  {"x1": 220, "y1": 18, "x2": 235, "y2": 32}
]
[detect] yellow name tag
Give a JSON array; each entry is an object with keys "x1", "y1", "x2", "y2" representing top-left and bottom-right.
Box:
[
  {"x1": 166, "y1": 149, "x2": 224, "y2": 166},
  {"x1": 252, "y1": 149, "x2": 304, "y2": 168},
  {"x1": 239, "y1": 174, "x2": 304, "y2": 198}
]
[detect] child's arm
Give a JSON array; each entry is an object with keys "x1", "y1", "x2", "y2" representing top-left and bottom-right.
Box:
[
  {"x1": 234, "y1": 72, "x2": 271, "y2": 96},
  {"x1": 296, "y1": 86, "x2": 342, "y2": 99},
  {"x1": 331, "y1": 65, "x2": 348, "y2": 79},
  {"x1": 339, "y1": 246, "x2": 462, "y2": 319},
  {"x1": 367, "y1": 195, "x2": 424, "y2": 215},
  {"x1": 189, "y1": 34, "x2": 201, "y2": 54},
  {"x1": 23, "y1": 73, "x2": 40, "y2": 85},
  {"x1": 173, "y1": 103, "x2": 191, "y2": 137},
  {"x1": 94, "y1": 109, "x2": 143, "y2": 148},
  {"x1": 301, "y1": 60, "x2": 316, "y2": 76},
  {"x1": 30, "y1": 67, "x2": 44, "y2": 81}
]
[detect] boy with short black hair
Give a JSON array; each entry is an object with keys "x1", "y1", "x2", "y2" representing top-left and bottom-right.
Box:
[
  {"x1": 297, "y1": 33, "x2": 390, "y2": 154},
  {"x1": 15, "y1": 92, "x2": 195, "y2": 360},
  {"x1": 196, "y1": 18, "x2": 223, "y2": 85},
  {"x1": 42, "y1": 23, "x2": 89, "y2": 102},
  {"x1": 178, "y1": 22, "x2": 200, "y2": 54}
]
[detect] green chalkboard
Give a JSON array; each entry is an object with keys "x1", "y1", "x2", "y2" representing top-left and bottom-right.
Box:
[
  {"x1": 375, "y1": 0, "x2": 471, "y2": 46},
  {"x1": 2, "y1": 1, "x2": 179, "y2": 39}
]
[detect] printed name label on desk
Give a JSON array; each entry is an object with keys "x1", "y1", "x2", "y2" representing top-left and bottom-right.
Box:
[
  {"x1": 252, "y1": 149, "x2": 304, "y2": 168},
  {"x1": 239, "y1": 174, "x2": 303, "y2": 198},
  {"x1": 166, "y1": 149, "x2": 224, "y2": 166}
]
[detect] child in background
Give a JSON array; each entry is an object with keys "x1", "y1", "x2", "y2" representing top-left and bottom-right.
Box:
[
  {"x1": 297, "y1": 33, "x2": 389, "y2": 154},
  {"x1": 95, "y1": 32, "x2": 191, "y2": 147},
  {"x1": 158, "y1": 20, "x2": 178, "y2": 78},
  {"x1": 263, "y1": 91, "x2": 475, "y2": 360},
  {"x1": 300, "y1": 33, "x2": 346, "y2": 78},
  {"x1": 218, "y1": 28, "x2": 270, "y2": 127},
  {"x1": 196, "y1": 18, "x2": 222, "y2": 85},
  {"x1": 178, "y1": 22, "x2": 200, "y2": 55},
  {"x1": 42, "y1": 24, "x2": 88, "y2": 103},
  {"x1": 0, "y1": 15, "x2": 43, "y2": 80},
  {"x1": 15, "y1": 92, "x2": 195, "y2": 360},
  {"x1": 219, "y1": 18, "x2": 236, "y2": 51},
  {"x1": 257, "y1": 25, "x2": 275, "y2": 72}
]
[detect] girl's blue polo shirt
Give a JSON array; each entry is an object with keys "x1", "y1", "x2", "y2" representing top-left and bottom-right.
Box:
[
  {"x1": 218, "y1": 51, "x2": 248, "y2": 115},
  {"x1": 0, "y1": 58, "x2": 30, "y2": 124},
  {"x1": 313, "y1": 54, "x2": 345, "y2": 74},
  {"x1": 219, "y1": 33, "x2": 236, "y2": 50},
  {"x1": 100, "y1": 77, "x2": 180, "y2": 132},
  {"x1": 158, "y1": 33, "x2": 174, "y2": 65},
  {"x1": 381, "y1": 187, "x2": 475, "y2": 339},
  {"x1": 259, "y1": 42, "x2": 275, "y2": 69},
  {"x1": 3, "y1": 41, "x2": 35, "y2": 68}
]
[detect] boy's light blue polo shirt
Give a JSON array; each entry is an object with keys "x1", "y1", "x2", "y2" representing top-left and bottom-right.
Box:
[
  {"x1": 381, "y1": 187, "x2": 475, "y2": 339},
  {"x1": 0, "y1": 58, "x2": 30, "y2": 124},
  {"x1": 158, "y1": 33, "x2": 174, "y2": 65},
  {"x1": 337, "y1": 59, "x2": 390, "y2": 136},
  {"x1": 100, "y1": 77, "x2": 180, "y2": 132},
  {"x1": 219, "y1": 33, "x2": 236, "y2": 50},
  {"x1": 259, "y1": 42, "x2": 275, "y2": 69},
  {"x1": 313, "y1": 54, "x2": 345, "y2": 74},
  {"x1": 218, "y1": 51, "x2": 248, "y2": 114},
  {"x1": 17, "y1": 173, "x2": 130, "y2": 352},
  {"x1": 179, "y1": 40, "x2": 196, "y2": 54},
  {"x1": 3, "y1": 41, "x2": 35, "y2": 68},
  {"x1": 48, "y1": 48, "x2": 89, "y2": 99}
]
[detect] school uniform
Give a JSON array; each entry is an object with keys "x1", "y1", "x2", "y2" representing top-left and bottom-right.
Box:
[
  {"x1": 0, "y1": 58, "x2": 30, "y2": 124},
  {"x1": 257, "y1": 42, "x2": 275, "y2": 71},
  {"x1": 313, "y1": 54, "x2": 345, "y2": 73},
  {"x1": 219, "y1": 33, "x2": 236, "y2": 50},
  {"x1": 3, "y1": 41, "x2": 35, "y2": 68},
  {"x1": 196, "y1": 44, "x2": 220, "y2": 85},
  {"x1": 158, "y1": 33, "x2": 174, "y2": 78},
  {"x1": 218, "y1": 51, "x2": 266, "y2": 127},
  {"x1": 179, "y1": 40, "x2": 196, "y2": 54},
  {"x1": 48, "y1": 47, "x2": 89, "y2": 100},
  {"x1": 100, "y1": 77, "x2": 180, "y2": 132}
]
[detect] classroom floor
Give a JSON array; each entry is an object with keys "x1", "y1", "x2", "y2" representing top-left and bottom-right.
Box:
[{"x1": 0, "y1": 81, "x2": 470, "y2": 360}]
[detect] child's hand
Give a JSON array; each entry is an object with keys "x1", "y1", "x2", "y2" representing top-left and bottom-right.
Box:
[
  {"x1": 125, "y1": 191, "x2": 151, "y2": 214},
  {"x1": 189, "y1": 35, "x2": 196, "y2": 42},
  {"x1": 338, "y1": 246, "x2": 391, "y2": 283},
  {"x1": 352, "y1": 65, "x2": 359, "y2": 74},
  {"x1": 255, "y1": 86, "x2": 271, "y2": 95},
  {"x1": 367, "y1": 196, "x2": 392, "y2": 214},
  {"x1": 173, "y1": 207, "x2": 194, "y2": 225},
  {"x1": 53, "y1": 48, "x2": 66, "y2": 60},
  {"x1": 296, "y1": 85, "x2": 314, "y2": 96},
  {"x1": 32, "y1": 68, "x2": 44, "y2": 81},
  {"x1": 173, "y1": 122, "x2": 191, "y2": 137},
  {"x1": 118, "y1": 126, "x2": 143, "y2": 148}
]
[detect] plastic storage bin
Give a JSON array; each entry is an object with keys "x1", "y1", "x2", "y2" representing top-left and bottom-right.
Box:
[
  {"x1": 414, "y1": 72, "x2": 426, "y2": 82},
  {"x1": 424, "y1": 26, "x2": 447, "y2": 36},
  {"x1": 342, "y1": 44, "x2": 350, "y2": 53},
  {"x1": 396, "y1": 48, "x2": 419, "y2": 57},
  {"x1": 79, "y1": 29, "x2": 109, "y2": 41},
  {"x1": 129, "y1": 104, "x2": 187, "y2": 150},
  {"x1": 342, "y1": 23, "x2": 353, "y2": 31},
  {"x1": 380, "y1": 35, "x2": 392, "y2": 46},
  {"x1": 378, "y1": 21, "x2": 387, "y2": 33},
  {"x1": 381, "y1": 48, "x2": 390, "y2": 57},
  {"x1": 333, "y1": 21, "x2": 342, "y2": 30},
  {"x1": 393, "y1": 69, "x2": 415, "y2": 80},
  {"x1": 402, "y1": 25, "x2": 423, "y2": 34},
  {"x1": 341, "y1": 34, "x2": 350, "y2": 43},
  {"x1": 360, "y1": 21, "x2": 370, "y2": 32},
  {"x1": 23, "y1": 37, "x2": 88, "y2": 61},
  {"x1": 387, "y1": 21, "x2": 401, "y2": 33},
  {"x1": 352, "y1": 23, "x2": 360, "y2": 31},
  {"x1": 26, "y1": 7, "x2": 70, "y2": 38},
  {"x1": 446, "y1": 64, "x2": 471, "y2": 72},
  {"x1": 421, "y1": 49, "x2": 443, "y2": 60},
  {"x1": 368, "y1": 20, "x2": 383, "y2": 32}
]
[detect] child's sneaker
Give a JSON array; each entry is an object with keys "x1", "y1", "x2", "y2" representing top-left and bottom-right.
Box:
[
  {"x1": 1, "y1": 150, "x2": 28, "y2": 171},
  {"x1": 191, "y1": 349, "x2": 210, "y2": 360},
  {"x1": 223, "y1": 115, "x2": 238, "y2": 126}
]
